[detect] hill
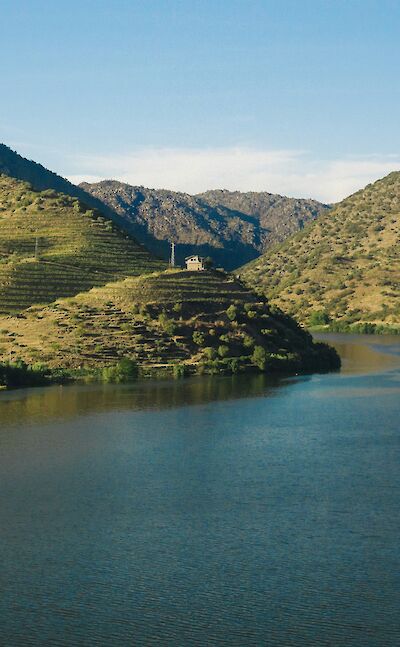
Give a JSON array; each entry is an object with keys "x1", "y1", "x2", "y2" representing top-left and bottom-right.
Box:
[
  {"x1": 0, "y1": 268, "x2": 339, "y2": 379},
  {"x1": 0, "y1": 143, "x2": 105, "y2": 209},
  {"x1": 0, "y1": 174, "x2": 165, "y2": 313},
  {"x1": 240, "y1": 172, "x2": 400, "y2": 331},
  {"x1": 80, "y1": 181, "x2": 328, "y2": 270}
]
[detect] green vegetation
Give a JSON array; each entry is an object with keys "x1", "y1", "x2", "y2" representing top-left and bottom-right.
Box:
[
  {"x1": 0, "y1": 359, "x2": 50, "y2": 388},
  {"x1": 241, "y1": 172, "x2": 400, "y2": 330},
  {"x1": 251, "y1": 345, "x2": 267, "y2": 370},
  {"x1": 102, "y1": 358, "x2": 138, "y2": 383}
]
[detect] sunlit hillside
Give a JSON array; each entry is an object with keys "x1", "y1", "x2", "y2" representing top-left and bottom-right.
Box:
[{"x1": 241, "y1": 172, "x2": 400, "y2": 330}]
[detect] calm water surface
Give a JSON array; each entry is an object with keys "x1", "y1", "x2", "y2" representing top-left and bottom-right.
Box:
[{"x1": 0, "y1": 334, "x2": 399, "y2": 646}]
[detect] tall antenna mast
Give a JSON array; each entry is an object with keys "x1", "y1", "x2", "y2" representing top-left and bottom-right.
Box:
[{"x1": 170, "y1": 242, "x2": 175, "y2": 267}]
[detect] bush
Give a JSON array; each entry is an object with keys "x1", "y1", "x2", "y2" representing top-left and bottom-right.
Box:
[
  {"x1": 308, "y1": 310, "x2": 331, "y2": 326},
  {"x1": 192, "y1": 331, "x2": 205, "y2": 346},
  {"x1": 227, "y1": 357, "x2": 240, "y2": 374},
  {"x1": 158, "y1": 313, "x2": 176, "y2": 335},
  {"x1": 242, "y1": 334, "x2": 255, "y2": 348},
  {"x1": 226, "y1": 304, "x2": 237, "y2": 321},
  {"x1": 172, "y1": 303, "x2": 182, "y2": 315},
  {"x1": 218, "y1": 345, "x2": 229, "y2": 358},
  {"x1": 102, "y1": 358, "x2": 138, "y2": 383},
  {"x1": 0, "y1": 359, "x2": 49, "y2": 388},
  {"x1": 173, "y1": 364, "x2": 188, "y2": 379},
  {"x1": 251, "y1": 345, "x2": 267, "y2": 371},
  {"x1": 203, "y1": 347, "x2": 216, "y2": 360}
]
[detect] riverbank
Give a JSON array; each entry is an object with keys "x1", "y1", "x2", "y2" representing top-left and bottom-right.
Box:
[{"x1": 0, "y1": 337, "x2": 341, "y2": 390}]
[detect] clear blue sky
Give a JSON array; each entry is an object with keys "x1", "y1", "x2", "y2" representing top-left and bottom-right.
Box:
[{"x1": 1, "y1": 0, "x2": 399, "y2": 200}]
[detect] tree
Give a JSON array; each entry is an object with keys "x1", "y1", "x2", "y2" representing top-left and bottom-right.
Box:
[
  {"x1": 226, "y1": 304, "x2": 237, "y2": 321},
  {"x1": 102, "y1": 358, "x2": 138, "y2": 383},
  {"x1": 218, "y1": 345, "x2": 229, "y2": 358},
  {"x1": 251, "y1": 346, "x2": 267, "y2": 371},
  {"x1": 308, "y1": 310, "x2": 330, "y2": 326},
  {"x1": 192, "y1": 331, "x2": 205, "y2": 346}
]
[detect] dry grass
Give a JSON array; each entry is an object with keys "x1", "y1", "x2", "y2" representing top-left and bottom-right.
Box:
[{"x1": 241, "y1": 172, "x2": 400, "y2": 327}]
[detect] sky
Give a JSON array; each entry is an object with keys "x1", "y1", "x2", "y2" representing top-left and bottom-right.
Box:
[{"x1": 0, "y1": 0, "x2": 399, "y2": 202}]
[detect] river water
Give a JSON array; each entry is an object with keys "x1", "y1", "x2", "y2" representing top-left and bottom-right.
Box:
[{"x1": 0, "y1": 334, "x2": 399, "y2": 646}]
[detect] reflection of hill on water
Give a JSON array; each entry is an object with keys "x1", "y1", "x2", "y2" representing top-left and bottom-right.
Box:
[
  {"x1": 0, "y1": 374, "x2": 297, "y2": 427},
  {"x1": 313, "y1": 333, "x2": 400, "y2": 375}
]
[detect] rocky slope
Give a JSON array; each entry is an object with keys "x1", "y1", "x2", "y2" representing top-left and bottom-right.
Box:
[
  {"x1": 241, "y1": 172, "x2": 400, "y2": 330},
  {"x1": 80, "y1": 181, "x2": 328, "y2": 270}
]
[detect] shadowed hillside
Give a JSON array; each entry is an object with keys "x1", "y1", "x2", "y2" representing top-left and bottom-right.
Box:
[
  {"x1": 80, "y1": 181, "x2": 328, "y2": 270},
  {"x1": 241, "y1": 172, "x2": 400, "y2": 331}
]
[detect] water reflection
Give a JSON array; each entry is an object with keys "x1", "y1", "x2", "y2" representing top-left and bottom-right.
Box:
[
  {"x1": 0, "y1": 373, "x2": 292, "y2": 427},
  {"x1": 1, "y1": 334, "x2": 399, "y2": 427},
  {"x1": 314, "y1": 333, "x2": 400, "y2": 375}
]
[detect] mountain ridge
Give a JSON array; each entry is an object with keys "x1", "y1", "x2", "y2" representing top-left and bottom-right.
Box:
[{"x1": 80, "y1": 180, "x2": 328, "y2": 269}]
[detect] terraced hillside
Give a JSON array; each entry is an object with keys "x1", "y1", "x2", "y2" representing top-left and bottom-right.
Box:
[
  {"x1": 241, "y1": 172, "x2": 400, "y2": 330},
  {"x1": 0, "y1": 269, "x2": 339, "y2": 375},
  {"x1": 0, "y1": 175, "x2": 165, "y2": 313},
  {"x1": 81, "y1": 181, "x2": 328, "y2": 269}
]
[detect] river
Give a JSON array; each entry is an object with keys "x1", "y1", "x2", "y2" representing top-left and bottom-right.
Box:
[{"x1": 0, "y1": 334, "x2": 399, "y2": 646}]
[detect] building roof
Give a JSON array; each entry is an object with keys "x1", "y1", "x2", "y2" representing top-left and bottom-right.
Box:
[{"x1": 185, "y1": 255, "x2": 205, "y2": 261}]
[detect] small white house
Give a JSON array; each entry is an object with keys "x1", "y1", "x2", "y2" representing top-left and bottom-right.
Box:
[{"x1": 185, "y1": 255, "x2": 205, "y2": 271}]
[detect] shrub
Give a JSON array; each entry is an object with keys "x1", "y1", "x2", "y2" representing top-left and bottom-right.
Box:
[
  {"x1": 246, "y1": 310, "x2": 257, "y2": 319},
  {"x1": 226, "y1": 304, "x2": 237, "y2": 321},
  {"x1": 308, "y1": 310, "x2": 331, "y2": 326},
  {"x1": 227, "y1": 358, "x2": 240, "y2": 374},
  {"x1": 102, "y1": 358, "x2": 138, "y2": 383},
  {"x1": 173, "y1": 364, "x2": 188, "y2": 379},
  {"x1": 158, "y1": 313, "x2": 176, "y2": 335},
  {"x1": 251, "y1": 345, "x2": 267, "y2": 371},
  {"x1": 218, "y1": 345, "x2": 229, "y2": 358},
  {"x1": 192, "y1": 331, "x2": 205, "y2": 346},
  {"x1": 172, "y1": 303, "x2": 182, "y2": 314},
  {"x1": 242, "y1": 334, "x2": 255, "y2": 348},
  {"x1": 203, "y1": 347, "x2": 216, "y2": 360}
]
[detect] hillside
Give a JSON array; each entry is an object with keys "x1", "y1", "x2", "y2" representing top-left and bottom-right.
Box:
[
  {"x1": 0, "y1": 269, "x2": 339, "y2": 378},
  {"x1": 0, "y1": 175, "x2": 165, "y2": 313},
  {"x1": 0, "y1": 143, "x2": 113, "y2": 212},
  {"x1": 80, "y1": 181, "x2": 328, "y2": 270},
  {"x1": 241, "y1": 172, "x2": 400, "y2": 330}
]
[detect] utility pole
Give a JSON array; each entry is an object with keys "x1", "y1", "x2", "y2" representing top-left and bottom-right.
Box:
[
  {"x1": 170, "y1": 242, "x2": 175, "y2": 267},
  {"x1": 34, "y1": 236, "x2": 39, "y2": 261}
]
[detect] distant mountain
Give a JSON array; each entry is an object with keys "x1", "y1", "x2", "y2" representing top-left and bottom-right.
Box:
[
  {"x1": 80, "y1": 181, "x2": 328, "y2": 270},
  {"x1": 241, "y1": 172, "x2": 400, "y2": 330}
]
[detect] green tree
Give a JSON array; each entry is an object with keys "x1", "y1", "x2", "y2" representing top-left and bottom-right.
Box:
[
  {"x1": 203, "y1": 347, "x2": 216, "y2": 360},
  {"x1": 192, "y1": 331, "x2": 205, "y2": 346},
  {"x1": 251, "y1": 345, "x2": 267, "y2": 371},
  {"x1": 102, "y1": 358, "x2": 138, "y2": 383},
  {"x1": 226, "y1": 304, "x2": 237, "y2": 321},
  {"x1": 308, "y1": 310, "x2": 331, "y2": 326},
  {"x1": 218, "y1": 344, "x2": 229, "y2": 358}
]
